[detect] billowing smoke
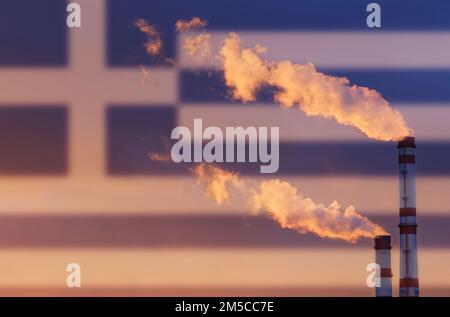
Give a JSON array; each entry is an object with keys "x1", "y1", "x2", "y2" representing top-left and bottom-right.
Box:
[
  {"x1": 219, "y1": 33, "x2": 411, "y2": 141},
  {"x1": 178, "y1": 30, "x2": 411, "y2": 141},
  {"x1": 134, "y1": 19, "x2": 162, "y2": 56},
  {"x1": 176, "y1": 17, "x2": 212, "y2": 62},
  {"x1": 194, "y1": 164, "x2": 387, "y2": 243}
]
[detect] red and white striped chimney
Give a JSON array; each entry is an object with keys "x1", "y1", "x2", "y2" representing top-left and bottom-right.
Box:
[
  {"x1": 374, "y1": 235, "x2": 393, "y2": 297},
  {"x1": 398, "y1": 136, "x2": 419, "y2": 297}
]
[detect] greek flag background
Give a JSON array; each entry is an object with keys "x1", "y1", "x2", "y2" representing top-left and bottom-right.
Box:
[{"x1": 0, "y1": 0, "x2": 449, "y2": 296}]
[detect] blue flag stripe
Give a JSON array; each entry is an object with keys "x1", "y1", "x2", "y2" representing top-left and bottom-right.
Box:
[
  {"x1": 0, "y1": 106, "x2": 67, "y2": 174},
  {"x1": 0, "y1": 105, "x2": 446, "y2": 176},
  {"x1": 0, "y1": 0, "x2": 67, "y2": 66},
  {"x1": 106, "y1": 107, "x2": 450, "y2": 176}
]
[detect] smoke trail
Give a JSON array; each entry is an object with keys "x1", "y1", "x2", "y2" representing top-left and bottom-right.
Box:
[
  {"x1": 251, "y1": 179, "x2": 387, "y2": 242},
  {"x1": 134, "y1": 19, "x2": 162, "y2": 56},
  {"x1": 139, "y1": 65, "x2": 153, "y2": 84},
  {"x1": 183, "y1": 33, "x2": 212, "y2": 61},
  {"x1": 176, "y1": 17, "x2": 212, "y2": 63},
  {"x1": 147, "y1": 135, "x2": 174, "y2": 162},
  {"x1": 194, "y1": 164, "x2": 387, "y2": 243},
  {"x1": 148, "y1": 152, "x2": 172, "y2": 162},
  {"x1": 194, "y1": 164, "x2": 245, "y2": 205},
  {"x1": 211, "y1": 33, "x2": 410, "y2": 141},
  {"x1": 175, "y1": 17, "x2": 208, "y2": 32}
]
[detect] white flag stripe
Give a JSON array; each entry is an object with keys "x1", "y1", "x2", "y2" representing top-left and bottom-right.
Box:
[
  {"x1": 0, "y1": 248, "x2": 447, "y2": 292},
  {"x1": 178, "y1": 31, "x2": 450, "y2": 69},
  {"x1": 0, "y1": 176, "x2": 447, "y2": 214},
  {"x1": 179, "y1": 104, "x2": 450, "y2": 141},
  {"x1": 0, "y1": 68, "x2": 177, "y2": 104}
]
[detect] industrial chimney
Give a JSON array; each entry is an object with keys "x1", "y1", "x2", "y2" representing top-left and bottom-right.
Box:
[
  {"x1": 398, "y1": 136, "x2": 419, "y2": 297},
  {"x1": 374, "y1": 235, "x2": 393, "y2": 297}
]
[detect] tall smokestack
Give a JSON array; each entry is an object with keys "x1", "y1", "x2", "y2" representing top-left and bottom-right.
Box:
[
  {"x1": 374, "y1": 235, "x2": 393, "y2": 297},
  {"x1": 398, "y1": 136, "x2": 419, "y2": 297}
]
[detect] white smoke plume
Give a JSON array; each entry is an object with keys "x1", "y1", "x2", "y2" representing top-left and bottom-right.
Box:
[
  {"x1": 194, "y1": 164, "x2": 387, "y2": 243},
  {"x1": 217, "y1": 33, "x2": 412, "y2": 141}
]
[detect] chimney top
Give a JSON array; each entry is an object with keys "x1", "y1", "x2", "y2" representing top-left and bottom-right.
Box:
[
  {"x1": 374, "y1": 235, "x2": 392, "y2": 250},
  {"x1": 397, "y1": 136, "x2": 416, "y2": 148}
]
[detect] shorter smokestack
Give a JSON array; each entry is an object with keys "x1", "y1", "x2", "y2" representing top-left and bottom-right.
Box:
[{"x1": 374, "y1": 235, "x2": 393, "y2": 297}]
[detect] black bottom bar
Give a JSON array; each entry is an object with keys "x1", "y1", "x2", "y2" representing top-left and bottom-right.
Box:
[{"x1": 1, "y1": 297, "x2": 450, "y2": 315}]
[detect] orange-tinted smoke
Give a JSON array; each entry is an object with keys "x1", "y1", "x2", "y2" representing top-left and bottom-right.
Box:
[
  {"x1": 176, "y1": 17, "x2": 212, "y2": 62},
  {"x1": 183, "y1": 34, "x2": 212, "y2": 61},
  {"x1": 219, "y1": 33, "x2": 412, "y2": 141},
  {"x1": 134, "y1": 19, "x2": 162, "y2": 56},
  {"x1": 251, "y1": 179, "x2": 387, "y2": 243},
  {"x1": 148, "y1": 152, "x2": 172, "y2": 162},
  {"x1": 194, "y1": 164, "x2": 244, "y2": 205},
  {"x1": 139, "y1": 65, "x2": 152, "y2": 84},
  {"x1": 175, "y1": 17, "x2": 208, "y2": 32},
  {"x1": 194, "y1": 164, "x2": 387, "y2": 243}
]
